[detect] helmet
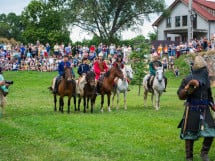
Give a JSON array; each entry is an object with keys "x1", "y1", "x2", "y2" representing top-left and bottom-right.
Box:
[{"x1": 98, "y1": 52, "x2": 103, "y2": 57}]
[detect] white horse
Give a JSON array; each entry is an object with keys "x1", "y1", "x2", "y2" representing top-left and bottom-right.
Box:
[
  {"x1": 142, "y1": 66, "x2": 165, "y2": 110},
  {"x1": 112, "y1": 64, "x2": 133, "y2": 110}
]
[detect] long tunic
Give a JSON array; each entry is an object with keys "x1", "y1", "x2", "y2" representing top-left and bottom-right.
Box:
[{"x1": 177, "y1": 67, "x2": 215, "y2": 140}]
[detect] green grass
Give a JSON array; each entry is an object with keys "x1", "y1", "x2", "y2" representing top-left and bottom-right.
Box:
[{"x1": 0, "y1": 70, "x2": 215, "y2": 161}]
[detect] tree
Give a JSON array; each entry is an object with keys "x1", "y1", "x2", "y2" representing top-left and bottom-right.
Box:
[
  {"x1": 21, "y1": 0, "x2": 71, "y2": 46},
  {"x1": 129, "y1": 35, "x2": 149, "y2": 95},
  {"x1": 65, "y1": 0, "x2": 165, "y2": 43},
  {"x1": 0, "y1": 13, "x2": 23, "y2": 40}
]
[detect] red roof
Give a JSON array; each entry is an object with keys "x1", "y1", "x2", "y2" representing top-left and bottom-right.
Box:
[{"x1": 153, "y1": 0, "x2": 215, "y2": 26}]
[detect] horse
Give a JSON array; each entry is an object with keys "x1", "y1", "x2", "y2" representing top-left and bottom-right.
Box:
[
  {"x1": 142, "y1": 66, "x2": 165, "y2": 110},
  {"x1": 77, "y1": 71, "x2": 96, "y2": 113},
  {"x1": 49, "y1": 66, "x2": 76, "y2": 113},
  {"x1": 112, "y1": 64, "x2": 133, "y2": 110},
  {"x1": 98, "y1": 64, "x2": 124, "y2": 112}
]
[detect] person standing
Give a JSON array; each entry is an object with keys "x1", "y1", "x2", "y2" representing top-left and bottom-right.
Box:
[{"x1": 177, "y1": 55, "x2": 215, "y2": 161}]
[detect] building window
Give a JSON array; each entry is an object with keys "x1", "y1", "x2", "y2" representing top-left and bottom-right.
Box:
[
  {"x1": 166, "y1": 17, "x2": 171, "y2": 28},
  {"x1": 182, "y1": 16, "x2": 187, "y2": 26},
  {"x1": 175, "y1": 16, "x2": 180, "y2": 27},
  {"x1": 191, "y1": 14, "x2": 197, "y2": 29}
]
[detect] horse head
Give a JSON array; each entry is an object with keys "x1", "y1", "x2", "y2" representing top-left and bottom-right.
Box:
[
  {"x1": 124, "y1": 64, "x2": 134, "y2": 80},
  {"x1": 155, "y1": 67, "x2": 164, "y2": 83},
  {"x1": 112, "y1": 64, "x2": 124, "y2": 80},
  {"x1": 86, "y1": 71, "x2": 96, "y2": 87},
  {"x1": 63, "y1": 67, "x2": 73, "y2": 81}
]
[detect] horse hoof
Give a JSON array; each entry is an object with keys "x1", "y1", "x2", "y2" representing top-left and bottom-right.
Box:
[
  {"x1": 100, "y1": 109, "x2": 104, "y2": 113},
  {"x1": 108, "y1": 108, "x2": 112, "y2": 112}
]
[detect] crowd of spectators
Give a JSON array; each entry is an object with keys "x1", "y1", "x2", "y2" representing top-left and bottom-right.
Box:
[
  {"x1": 150, "y1": 36, "x2": 215, "y2": 77},
  {"x1": 0, "y1": 41, "x2": 133, "y2": 73}
]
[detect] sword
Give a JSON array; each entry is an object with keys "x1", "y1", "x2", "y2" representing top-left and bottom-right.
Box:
[{"x1": 183, "y1": 103, "x2": 189, "y2": 135}]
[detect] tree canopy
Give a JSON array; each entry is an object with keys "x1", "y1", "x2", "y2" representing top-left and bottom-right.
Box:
[{"x1": 65, "y1": 0, "x2": 165, "y2": 43}]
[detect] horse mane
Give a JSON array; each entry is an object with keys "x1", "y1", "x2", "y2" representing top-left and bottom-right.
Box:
[
  {"x1": 104, "y1": 70, "x2": 110, "y2": 77},
  {"x1": 86, "y1": 71, "x2": 95, "y2": 80}
]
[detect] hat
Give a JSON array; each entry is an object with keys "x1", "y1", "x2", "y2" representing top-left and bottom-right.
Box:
[
  {"x1": 82, "y1": 57, "x2": 88, "y2": 62},
  {"x1": 192, "y1": 55, "x2": 207, "y2": 70},
  {"x1": 151, "y1": 52, "x2": 159, "y2": 61},
  {"x1": 98, "y1": 52, "x2": 103, "y2": 57}
]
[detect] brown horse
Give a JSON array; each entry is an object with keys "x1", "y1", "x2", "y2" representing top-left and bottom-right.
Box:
[
  {"x1": 98, "y1": 64, "x2": 124, "y2": 112},
  {"x1": 77, "y1": 71, "x2": 96, "y2": 113},
  {"x1": 49, "y1": 66, "x2": 76, "y2": 113}
]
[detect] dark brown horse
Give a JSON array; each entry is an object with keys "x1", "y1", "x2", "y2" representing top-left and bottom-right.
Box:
[
  {"x1": 98, "y1": 64, "x2": 124, "y2": 112},
  {"x1": 77, "y1": 71, "x2": 96, "y2": 113},
  {"x1": 50, "y1": 67, "x2": 76, "y2": 113}
]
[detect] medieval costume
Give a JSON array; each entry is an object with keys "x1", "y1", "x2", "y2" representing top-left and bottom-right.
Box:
[
  {"x1": 93, "y1": 52, "x2": 108, "y2": 81},
  {"x1": 177, "y1": 55, "x2": 215, "y2": 161}
]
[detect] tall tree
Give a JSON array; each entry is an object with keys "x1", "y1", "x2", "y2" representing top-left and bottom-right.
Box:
[
  {"x1": 65, "y1": 0, "x2": 165, "y2": 43},
  {"x1": 0, "y1": 13, "x2": 23, "y2": 40},
  {"x1": 21, "y1": 0, "x2": 70, "y2": 45}
]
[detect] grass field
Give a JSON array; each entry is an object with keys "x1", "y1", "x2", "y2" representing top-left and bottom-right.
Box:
[{"x1": 0, "y1": 70, "x2": 215, "y2": 161}]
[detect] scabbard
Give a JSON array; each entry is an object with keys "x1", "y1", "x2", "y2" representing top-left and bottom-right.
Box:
[{"x1": 183, "y1": 104, "x2": 189, "y2": 135}]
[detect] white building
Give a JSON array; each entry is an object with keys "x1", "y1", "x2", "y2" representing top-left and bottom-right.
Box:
[{"x1": 152, "y1": 0, "x2": 215, "y2": 42}]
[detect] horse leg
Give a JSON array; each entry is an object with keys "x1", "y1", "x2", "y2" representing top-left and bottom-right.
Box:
[
  {"x1": 100, "y1": 94, "x2": 104, "y2": 112},
  {"x1": 54, "y1": 94, "x2": 57, "y2": 112},
  {"x1": 156, "y1": 93, "x2": 161, "y2": 110},
  {"x1": 90, "y1": 98, "x2": 94, "y2": 113},
  {"x1": 60, "y1": 97, "x2": 64, "y2": 113},
  {"x1": 124, "y1": 91, "x2": 127, "y2": 110},
  {"x1": 116, "y1": 91, "x2": 120, "y2": 110},
  {"x1": 111, "y1": 92, "x2": 115, "y2": 109},
  {"x1": 73, "y1": 95, "x2": 77, "y2": 111},
  {"x1": 107, "y1": 94, "x2": 111, "y2": 112},
  {"x1": 143, "y1": 88, "x2": 148, "y2": 107},
  {"x1": 68, "y1": 96, "x2": 71, "y2": 113},
  {"x1": 78, "y1": 97, "x2": 81, "y2": 111},
  {"x1": 59, "y1": 97, "x2": 61, "y2": 112},
  {"x1": 151, "y1": 92, "x2": 155, "y2": 108},
  {"x1": 154, "y1": 91, "x2": 159, "y2": 110},
  {"x1": 83, "y1": 96, "x2": 86, "y2": 113},
  {"x1": 87, "y1": 97, "x2": 90, "y2": 109}
]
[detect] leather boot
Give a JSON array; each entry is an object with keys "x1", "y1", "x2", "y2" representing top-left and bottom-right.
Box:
[
  {"x1": 185, "y1": 140, "x2": 194, "y2": 161},
  {"x1": 200, "y1": 137, "x2": 213, "y2": 161}
]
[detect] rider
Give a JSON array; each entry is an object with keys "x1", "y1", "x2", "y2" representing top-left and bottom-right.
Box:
[
  {"x1": 78, "y1": 57, "x2": 91, "y2": 77},
  {"x1": 93, "y1": 52, "x2": 108, "y2": 93},
  {"x1": 93, "y1": 52, "x2": 109, "y2": 81},
  {"x1": 112, "y1": 54, "x2": 124, "y2": 69},
  {"x1": 53, "y1": 55, "x2": 75, "y2": 94},
  {"x1": 148, "y1": 53, "x2": 167, "y2": 92},
  {"x1": 112, "y1": 54, "x2": 131, "y2": 91}
]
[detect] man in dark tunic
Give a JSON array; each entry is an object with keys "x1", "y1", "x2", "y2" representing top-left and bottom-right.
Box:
[{"x1": 177, "y1": 55, "x2": 215, "y2": 161}]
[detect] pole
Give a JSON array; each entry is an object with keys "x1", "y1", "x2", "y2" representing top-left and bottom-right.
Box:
[{"x1": 188, "y1": 0, "x2": 193, "y2": 43}]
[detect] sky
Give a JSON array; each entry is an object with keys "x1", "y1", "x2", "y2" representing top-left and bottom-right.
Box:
[{"x1": 0, "y1": 0, "x2": 175, "y2": 42}]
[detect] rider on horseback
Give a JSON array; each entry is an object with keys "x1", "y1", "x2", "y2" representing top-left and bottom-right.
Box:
[
  {"x1": 53, "y1": 55, "x2": 75, "y2": 94},
  {"x1": 78, "y1": 57, "x2": 91, "y2": 77},
  {"x1": 148, "y1": 53, "x2": 167, "y2": 92},
  {"x1": 93, "y1": 52, "x2": 109, "y2": 94},
  {"x1": 112, "y1": 54, "x2": 131, "y2": 91}
]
